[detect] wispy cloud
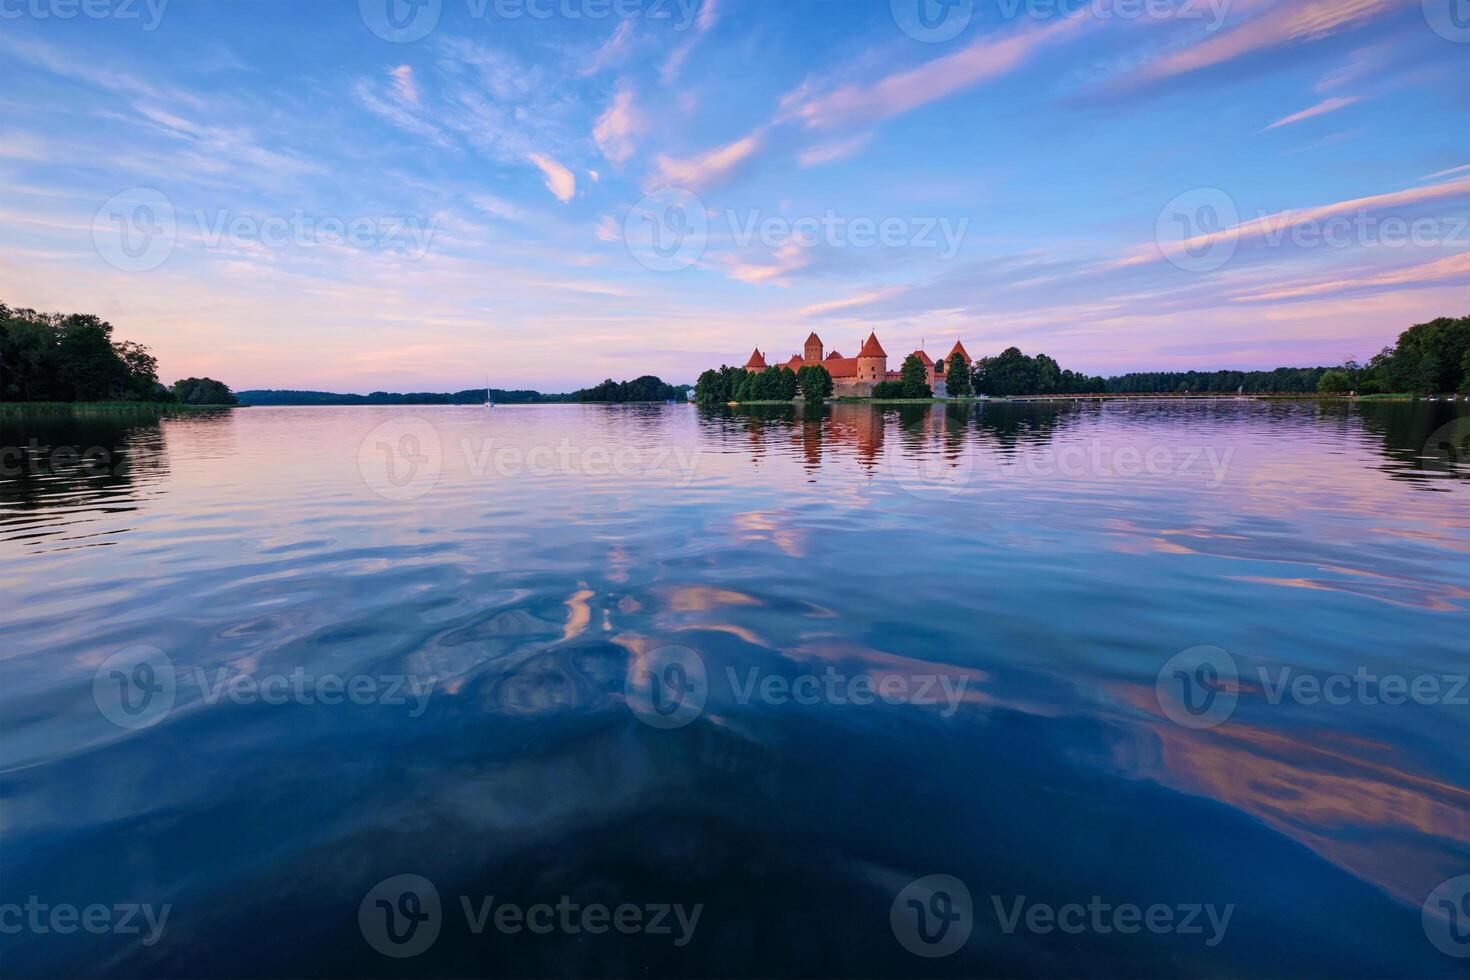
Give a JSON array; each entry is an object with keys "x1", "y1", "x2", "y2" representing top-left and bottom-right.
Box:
[
  {"x1": 797, "y1": 133, "x2": 873, "y2": 167},
  {"x1": 1119, "y1": 175, "x2": 1470, "y2": 269},
  {"x1": 593, "y1": 83, "x2": 646, "y2": 166},
  {"x1": 1264, "y1": 96, "x2": 1359, "y2": 130},
  {"x1": 779, "y1": 15, "x2": 1091, "y2": 132},
  {"x1": 389, "y1": 65, "x2": 419, "y2": 105},
  {"x1": 653, "y1": 128, "x2": 765, "y2": 191},
  {"x1": 1125, "y1": 0, "x2": 1415, "y2": 85},
  {"x1": 661, "y1": 0, "x2": 720, "y2": 82}
]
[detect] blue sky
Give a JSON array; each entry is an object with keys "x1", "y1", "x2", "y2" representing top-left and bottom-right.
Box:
[{"x1": 1, "y1": 0, "x2": 1467, "y2": 391}]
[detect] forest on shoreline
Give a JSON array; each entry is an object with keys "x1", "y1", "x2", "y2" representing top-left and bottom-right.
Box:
[{"x1": 695, "y1": 315, "x2": 1470, "y2": 403}]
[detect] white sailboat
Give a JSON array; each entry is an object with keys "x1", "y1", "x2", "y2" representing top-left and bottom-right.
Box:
[{"x1": 484, "y1": 378, "x2": 494, "y2": 411}]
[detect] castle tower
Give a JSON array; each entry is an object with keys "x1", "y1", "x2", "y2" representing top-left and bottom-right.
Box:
[
  {"x1": 804, "y1": 332, "x2": 823, "y2": 363},
  {"x1": 857, "y1": 332, "x2": 887, "y2": 382},
  {"x1": 745, "y1": 348, "x2": 768, "y2": 371}
]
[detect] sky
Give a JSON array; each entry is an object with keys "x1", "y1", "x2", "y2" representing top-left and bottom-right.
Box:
[{"x1": 1, "y1": 0, "x2": 1468, "y2": 393}]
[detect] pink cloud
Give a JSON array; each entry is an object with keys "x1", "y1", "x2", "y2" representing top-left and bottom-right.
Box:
[
  {"x1": 528, "y1": 153, "x2": 577, "y2": 203},
  {"x1": 797, "y1": 133, "x2": 873, "y2": 167},
  {"x1": 653, "y1": 129, "x2": 764, "y2": 191},
  {"x1": 593, "y1": 83, "x2": 646, "y2": 165},
  {"x1": 1231, "y1": 251, "x2": 1470, "y2": 302},
  {"x1": 1264, "y1": 96, "x2": 1359, "y2": 130},
  {"x1": 388, "y1": 65, "x2": 419, "y2": 105},
  {"x1": 780, "y1": 15, "x2": 1091, "y2": 132},
  {"x1": 1120, "y1": 175, "x2": 1470, "y2": 268},
  {"x1": 1134, "y1": 0, "x2": 1414, "y2": 83}
]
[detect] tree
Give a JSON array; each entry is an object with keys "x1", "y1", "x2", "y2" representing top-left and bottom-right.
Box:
[
  {"x1": 1317, "y1": 369, "x2": 1353, "y2": 394},
  {"x1": 871, "y1": 380, "x2": 905, "y2": 398},
  {"x1": 899, "y1": 354, "x2": 931, "y2": 399},
  {"x1": 797, "y1": 365, "x2": 833, "y2": 404},
  {"x1": 775, "y1": 366, "x2": 799, "y2": 401},
  {"x1": 172, "y1": 378, "x2": 238, "y2": 405},
  {"x1": 946, "y1": 354, "x2": 971, "y2": 398}
]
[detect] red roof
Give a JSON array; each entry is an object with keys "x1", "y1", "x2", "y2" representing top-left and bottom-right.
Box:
[
  {"x1": 805, "y1": 332, "x2": 822, "y2": 345},
  {"x1": 824, "y1": 357, "x2": 859, "y2": 378},
  {"x1": 858, "y1": 332, "x2": 887, "y2": 358},
  {"x1": 948, "y1": 340, "x2": 971, "y2": 361},
  {"x1": 745, "y1": 348, "x2": 767, "y2": 370},
  {"x1": 787, "y1": 354, "x2": 805, "y2": 366},
  {"x1": 825, "y1": 350, "x2": 844, "y2": 360},
  {"x1": 911, "y1": 350, "x2": 934, "y2": 367}
]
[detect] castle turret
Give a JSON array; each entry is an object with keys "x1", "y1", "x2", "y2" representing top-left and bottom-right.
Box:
[
  {"x1": 745, "y1": 348, "x2": 767, "y2": 371},
  {"x1": 857, "y1": 332, "x2": 887, "y2": 382},
  {"x1": 804, "y1": 332, "x2": 823, "y2": 363}
]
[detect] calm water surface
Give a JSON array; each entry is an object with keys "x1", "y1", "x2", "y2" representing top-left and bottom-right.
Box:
[{"x1": 2, "y1": 401, "x2": 1468, "y2": 978}]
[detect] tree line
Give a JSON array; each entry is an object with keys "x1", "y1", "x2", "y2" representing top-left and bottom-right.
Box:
[
  {"x1": 694, "y1": 365, "x2": 834, "y2": 405},
  {"x1": 237, "y1": 388, "x2": 561, "y2": 406},
  {"x1": 574, "y1": 376, "x2": 688, "y2": 403},
  {"x1": 0, "y1": 304, "x2": 236, "y2": 404},
  {"x1": 1317, "y1": 315, "x2": 1470, "y2": 395}
]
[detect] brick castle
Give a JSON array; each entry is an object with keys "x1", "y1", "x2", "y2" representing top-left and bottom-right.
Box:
[{"x1": 744, "y1": 332, "x2": 970, "y2": 397}]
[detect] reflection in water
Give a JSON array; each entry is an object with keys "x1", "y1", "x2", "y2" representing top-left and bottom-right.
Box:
[{"x1": 0, "y1": 401, "x2": 1467, "y2": 978}]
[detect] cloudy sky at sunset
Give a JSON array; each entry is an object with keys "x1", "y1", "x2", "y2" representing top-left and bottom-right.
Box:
[{"x1": 2, "y1": 0, "x2": 1467, "y2": 391}]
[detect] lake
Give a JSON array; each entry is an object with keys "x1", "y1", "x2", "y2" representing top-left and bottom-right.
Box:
[{"x1": 2, "y1": 400, "x2": 1468, "y2": 978}]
